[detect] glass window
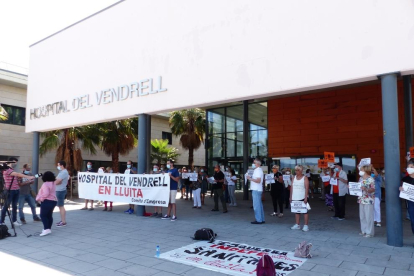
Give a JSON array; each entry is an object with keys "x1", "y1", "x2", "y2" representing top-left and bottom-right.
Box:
[
  {"x1": 162, "y1": 132, "x2": 172, "y2": 145},
  {"x1": 0, "y1": 104, "x2": 25, "y2": 126}
]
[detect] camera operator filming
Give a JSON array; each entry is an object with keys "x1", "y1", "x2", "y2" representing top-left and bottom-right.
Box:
[{"x1": 1, "y1": 158, "x2": 35, "y2": 227}]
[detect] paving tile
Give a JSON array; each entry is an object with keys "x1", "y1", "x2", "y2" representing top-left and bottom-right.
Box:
[
  {"x1": 154, "y1": 261, "x2": 194, "y2": 274},
  {"x1": 297, "y1": 262, "x2": 316, "y2": 271},
  {"x1": 383, "y1": 267, "x2": 414, "y2": 276},
  {"x1": 339, "y1": 262, "x2": 385, "y2": 275},
  {"x1": 73, "y1": 253, "x2": 110, "y2": 263},
  {"x1": 60, "y1": 260, "x2": 100, "y2": 273},
  {"x1": 356, "y1": 271, "x2": 384, "y2": 276},
  {"x1": 182, "y1": 267, "x2": 229, "y2": 276},
  {"x1": 117, "y1": 264, "x2": 160, "y2": 276},
  {"x1": 9, "y1": 246, "x2": 39, "y2": 255},
  {"x1": 42, "y1": 255, "x2": 78, "y2": 266},
  {"x1": 290, "y1": 269, "x2": 329, "y2": 276},
  {"x1": 307, "y1": 257, "x2": 343, "y2": 267},
  {"x1": 85, "y1": 267, "x2": 128, "y2": 276},
  {"x1": 328, "y1": 253, "x2": 367, "y2": 264},
  {"x1": 350, "y1": 251, "x2": 391, "y2": 261},
  {"x1": 127, "y1": 255, "x2": 164, "y2": 267},
  {"x1": 94, "y1": 258, "x2": 134, "y2": 270},
  {"x1": 311, "y1": 264, "x2": 357, "y2": 276},
  {"x1": 105, "y1": 250, "x2": 136, "y2": 260},
  {"x1": 365, "y1": 258, "x2": 410, "y2": 270}
]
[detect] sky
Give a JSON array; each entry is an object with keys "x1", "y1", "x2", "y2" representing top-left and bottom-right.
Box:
[{"x1": 0, "y1": 0, "x2": 119, "y2": 74}]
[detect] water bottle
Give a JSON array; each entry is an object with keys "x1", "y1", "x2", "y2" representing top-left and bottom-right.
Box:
[{"x1": 156, "y1": 245, "x2": 160, "y2": 258}]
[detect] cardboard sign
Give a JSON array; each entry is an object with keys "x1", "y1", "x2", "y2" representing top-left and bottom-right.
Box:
[
  {"x1": 349, "y1": 182, "x2": 362, "y2": 196},
  {"x1": 181, "y1": 173, "x2": 189, "y2": 179},
  {"x1": 321, "y1": 175, "x2": 330, "y2": 182},
  {"x1": 400, "y1": 182, "x2": 414, "y2": 202},
  {"x1": 324, "y1": 152, "x2": 335, "y2": 163},
  {"x1": 291, "y1": 201, "x2": 308, "y2": 213},
  {"x1": 265, "y1": 174, "x2": 275, "y2": 184},
  {"x1": 318, "y1": 159, "x2": 328, "y2": 168},
  {"x1": 329, "y1": 178, "x2": 338, "y2": 186},
  {"x1": 189, "y1": 173, "x2": 198, "y2": 181},
  {"x1": 283, "y1": 175, "x2": 291, "y2": 181},
  {"x1": 359, "y1": 158, "x2": 371, "y2": 167},
  {"x1": 247, "y1": 169, "x2": 254, "y2": 177}
]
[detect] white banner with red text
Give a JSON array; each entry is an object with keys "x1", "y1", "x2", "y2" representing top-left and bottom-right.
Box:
[
  {"x1": 159, "y1": 240, "x2": 306, "y2": 276},
  {"x1": 78, "y1": 172, "x2": 170, "y2": 207}
]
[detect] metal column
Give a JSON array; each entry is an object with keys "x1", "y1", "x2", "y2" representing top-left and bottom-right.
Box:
[
  {"x1": 404, "y1": 75, "x2": 413, "y2": 152},
  {"x1": 380, "y1": 73, "x2": 403, "y2": 247},
  {"x1": 136, "y1": 114, "x2": 148, "y2": 216},
  {"x1": 243, "y1": 100, "x2": 249, "y2": 200},
  {"x1": 32, "y1": 132, "x2": 40, "y2": 192},
  {"x1": 146, "y1": 115, "x2": 152, "y2": 171}
]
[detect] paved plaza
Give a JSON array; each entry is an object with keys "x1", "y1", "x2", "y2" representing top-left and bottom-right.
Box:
[{"x1": 1, "y1": 192, "x2": 414, "y2": 276}]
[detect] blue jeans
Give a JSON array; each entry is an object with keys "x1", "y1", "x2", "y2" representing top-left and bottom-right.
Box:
[
  {"x1": 408, "y1": 200, "x2": 414, "y2": 235},
  {"x1": 40, "y1": 200, "x2": 57, "y2": 230},
  {"x1": 252, "y1": 190, "x2": 265, "y2": 223},
  {"x1": 18, "y1": 194, "x2": 38, "y2": 220},
  {"x1": 1, "y1": 189, "x2": 19, "y2": 223}
]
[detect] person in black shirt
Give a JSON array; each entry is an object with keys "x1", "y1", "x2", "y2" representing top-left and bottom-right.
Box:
[
  {"x1": 400, "y1": 161, "x2": 414, "y2": 236},
  {"x1": 270, "y1": 165, "x2": 284, "y2": 218},
  {"x1": 212, "y1": 165, "x2": 227, "y2": 213}
]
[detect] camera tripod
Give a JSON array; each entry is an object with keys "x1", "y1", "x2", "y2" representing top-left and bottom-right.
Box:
[{"x1": 0, "y1": 174, "x2": 17, "y2": 237}]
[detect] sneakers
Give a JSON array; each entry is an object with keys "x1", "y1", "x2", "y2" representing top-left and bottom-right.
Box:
[
  {"x1": 302, "y1": 225, "x2": 309, "y2": 232},
  {"x1": 364, "y1": 234, "x2": 373, "y2": 238},
  {"x1": 13, "y1": 221, "x2": 22, "y2": 227},
  {"x1": 157, "y1": 213, "x2": 163, "y2": 218},
  {"x1": 151, "y1": 212, "x2": 158, "y2": 217},
  {"x1": 40, "y1": 229, "x2": 51, "y2": 236},
  {"x1": 338, "y1": 218, "x2": 345, "y2": 221},
  {"x1": 375, "y1": 223, "x2": 381, "y2": 227},
  {"x1": 33, "y1": 217, "x2": 41, "y2": 222},
  {"x1": 56, "y1": 221, "x2": 67, "y2": 227},
  {"x1": 124, "y1": 208, "x2": 131, "y2": 214},
  {"x1": 270, "y1": 212, "x2": 277, "y2": 216},
  {"x1": 128, "y1": 209, "x2": 134, "y2": 214},
  {"x1": 171, "y1": 216, "x2": 177, "y2": 221},
  {"x1": 331, "y1": 216, "x2": 338, "y2": 220},
  {"x1": 290, "y1": 224, "x2": 301, "y2": 230},
  {"x1": 20, "y1": 218, "x2": 27, "y2": 224},
  {"x1": 161, "y1": 215, "x2": 171, "y2": 220},
  {"x1": 359, "y1": 232, "x2": 365, "y2": 236}
]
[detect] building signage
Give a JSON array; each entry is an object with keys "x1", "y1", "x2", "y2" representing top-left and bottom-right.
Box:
[{"x1": 29, "y1": 76, "x2": 167, "y2": 120}]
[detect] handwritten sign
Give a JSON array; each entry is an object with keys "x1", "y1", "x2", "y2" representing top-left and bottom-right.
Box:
[
  {"x1": 291, "y1": 201, "x2": 307, "y2": 213},
  {"x1": 247, "y1": 169, "x2": 254, "y2": 177},
  {"x1": 283, "y1": 175, "x2": 291, "y2": 181},
  {"x1": 321, "y1": 176, "x2": 330, "y2": 182},
  {"x1": 349, "y1": 182, "x2": 362, "y2": 196},
  {"x1": 400, "y1": 182, "x2": 414, "y2": 202},
  {"x1": 181, "y1": 173, "x2": 189, "y2": 179},
  {"x1": 329, "y1": 178, "x2": 338, "y2": 186},
  {"x1": 324, "y1": 152, "x2": 335, "y2": 163},
  {"x1": 265, "y1": 174, "x2": 275, "y2": 184},
  {"x1": 318, "y1": 159, "x2": 328, "y2": 168},
  {"x1": 189, "y1": 173, "x2": 198, "y2": 181},
  {"x1": 359, "y1": 158, "x2": 371, "y2": 167}
]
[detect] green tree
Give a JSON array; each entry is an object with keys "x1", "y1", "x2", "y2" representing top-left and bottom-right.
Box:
[
  {"x1": 169, "y1": 109, "x2": 205, "y2": 168},
  {"x1": 0, "y1": 106, "x2": 8, "y2": 121},
  {"x1": 39, "y1": 126, "x2": 100, "y2": 174},
  {"x1": 98, "y1": 118, "x2": 138, "y2": 173},
  {"x1": 150, "y1": 139, "x2": 180, "y2": 166}
]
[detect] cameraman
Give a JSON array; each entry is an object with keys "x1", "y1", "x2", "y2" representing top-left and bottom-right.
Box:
[{"x1": 1, "y1": 158, "x2": 35, "y2": 226}]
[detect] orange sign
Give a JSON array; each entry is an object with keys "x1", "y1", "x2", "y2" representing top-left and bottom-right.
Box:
[
  {"x1": 324, "y1": 152, "x2": 335, "y2": 163},
  {"x1": 318, "y1": 159, "x2": 328, "y2": 168},
  {"x1": 410, "y1": 147, "x2": 414, "y2": 158}
]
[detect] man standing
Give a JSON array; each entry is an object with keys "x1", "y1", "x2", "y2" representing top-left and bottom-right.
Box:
[
  {"x1": 162, "y1": 160, "x2": 180, "y2": 221},
  {"x1": 18, "y1": 164, "x2": 41, "y2": 224},
  {"x1": 247, "y1": 158, "x2": 265, "y2": 224},
  {"x1": 151, "y1": 164, "x2": 164, "y2": 218},
  {"x1": 55, "y1": 161, "x2": 69, "y2": 227},
  {"x1": 124, "y1": 160, "x2": 137, "y2": 214},
  {"x1": 331, "y1": 162, "x2": 348, "y2": 220},
  {"x1": 211, "y1": 165, "x2": 227, "y2": 213},
  {"x1": 1, "y1": 158, "x2": 35, "y2": 226},
  {"x1": 81, "y1": 161, "x2": 95, "y2": 210}
]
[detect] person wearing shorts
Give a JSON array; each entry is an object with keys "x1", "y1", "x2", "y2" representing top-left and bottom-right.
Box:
[
  {"x1": 290, "y1": 165, "x2": 310, "y2": 231},
  {"x1": 55, "y1": 161, "x2": 69, "y2": 227},
  {"x1": 162, "y1": 160, "x2": 180, "y2": 221}
]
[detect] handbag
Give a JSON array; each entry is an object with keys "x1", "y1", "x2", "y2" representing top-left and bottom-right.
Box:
[{"x1": 294, "y1": 241, "x2": 312, "y2": 258}]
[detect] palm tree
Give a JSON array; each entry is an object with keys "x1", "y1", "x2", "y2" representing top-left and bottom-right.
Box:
[
  {"x1": 150, "y1": 139, "x2": 180, "y2": 166},
  {"x1": 169, "y1": 109, "x2": 205, "y2": 168},
  {"x1": 0, "y1": 105, "x2": 8, "y2": 121},
  {"x1": 98, "y1": 118, "x2": 138, "y2": 173},
  {"x1": 39, "y1": 126, "x2": 100, "y2": 174}
]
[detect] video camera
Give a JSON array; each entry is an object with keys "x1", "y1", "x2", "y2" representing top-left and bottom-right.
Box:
[{"x1": 0, "y1": 161, "x2": 14, "y2": 171}]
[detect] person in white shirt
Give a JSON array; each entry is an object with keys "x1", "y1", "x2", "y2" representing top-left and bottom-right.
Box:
[
  {"x1": 227, "y1": 168, "x2": 238, "y2": 207},
  {"x1": 246, "y1": 158, "x2": 265, "y2": 224},
  {"x1": 55, "y1": 161, "x2": 69, "y2": 227},
  {"x1": 290, "y1": 165, "x2": 310, "y2": 231},
  {"x1": 284, "y1": 169, "x2": 292, "y2": 209}
]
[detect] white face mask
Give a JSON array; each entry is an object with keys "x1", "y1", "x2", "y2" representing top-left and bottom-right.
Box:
[
  {"x1": 359, "y1": 171, "x2": 365, "y2": 177},
  {"x1": 153, "y1": 168, "x2": 158, "y2": 172},
  {"x1": 407, "y1": 168, "x2": 414, "y2": 175},
  {"x1": 200, "y1": 169, "x2": 204, "y2": 172},
  {"x1": 286, "y1": 172, "x2": 290, "y2": 175},
  {"x1": 252, "y1": 163, "x2": 256, "y2": 169},
  {"x1": 57, "y1": 166, "x2": 61, "y2": 171}
]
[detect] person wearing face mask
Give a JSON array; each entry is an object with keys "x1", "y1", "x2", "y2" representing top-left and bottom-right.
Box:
[
  {"x1": 151, "y1": 165, "x2": 164, "y2": 217},
  {"x1": 124, "y1": 160, "x2": 137, "y2": 214},
  {"x1": 18, "y1": 164, "x2": 41, "y2": 224},
  {"x1": 212, "y1": 165, "x2": 228, "y2": 213},
  {"x1": 323, "y1": 168, "x2": 334, "y2": 211},
  {"x1": 400, "y1": 161, "x2": 414, "y2": 237},
  {"x1": 227, "y1": 168, "x2": 238, "y2": 207},
  {"x1": 284, "y1": 169, "x2": 292, "y2": 209},
  {"x1": 192, "y1": 167, "x2": 202, "y2": 209},
  {"x1": 357, "y1": 164, "x2": 375, "y2": 238},
  {"x1": 1, "y1": 158, "x2": 35, "y2": 227},
  {"x1": 162, "y1": 160, "x2": 180, "y2": 221},
  {"x1": 270, "y1": 165, "x2": 284, "y2": 217},
  {"x1": 54, "y1": 161, "x2": 69, "y2": 227},
  {"x1": 103, "y1": 167, "x2": 113, "y2": 211},
  {"x1": 81, "y1": 161, "x2": 95, "y2": 210},
  {"x1": 198, "y1": 167, "x2": 209, "y2": 205},
  {"x1": 290, "y1": 165, "x2": 310, "y2": 231},
  {"x1": 331, "y1": 162, "x2": 348, "y2": 220},
  {"x1": 181, "y1": 167, "x2": 191, "y2": 200},
  {"x1": 371, "y1": 166, "x2": 382, "y2": 227},
  {"x1": 247, "y1": 159, "x2": 264, "y2": 224}
]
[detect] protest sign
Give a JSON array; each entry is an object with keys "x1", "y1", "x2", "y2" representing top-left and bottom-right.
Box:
[
  {"x1": 159, "y1": 239, "x2": 307, "y2": 276},
  {"x1": 329, "y1": 178, "x2": 338, "y2": 186},
  {"x1": 400, "y1": 182, "x2": 414, "y2": 202},
  {"x1": 324, "y1": 152, "x2": 335, "y2": 163},
  {"x1": 349, "y1": 182, "x2": 362, "y2": 196},
  {"x1": 78, "y1": 172, "x2": 170, "y2": 207},
  {"x1": 189, "y1": 173, "x2": 198, "y2": 181},
  {"x1": 181, "y1": 173, "x2": 189, "y2": 179},
  {"x1": 208, "y1": 177, "x2": 215, "y2": 184},
  {"x1": 318, "y1": 159, "x2": 328, "y2": 168},
  {"x1": 283, "y1": 175, "x2": 291, "y2": 181},
  {"x1": 321, "y1": 176, "x2": 330, "y2": 182},
  {"x1": 247, "y1": 169, "x2": 254, "y2": 177},
  {"x1": 265, "y1": 174, "x2": 275, "y2": 184},
  {"x1": 291, "y1": 201, "x2": 307, "y2": 213},
  {"x1": 359, "y1": 158, "x2": 371, "y2": 167}
]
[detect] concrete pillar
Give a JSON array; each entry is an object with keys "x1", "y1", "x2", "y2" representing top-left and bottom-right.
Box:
[
  {"x1": 146, "y1": 115, "x2": 152, "y2": 170},
  {"x1": 136, "y1": 114, "x2": 149, "y2": 216},
  {"x1": 404, "y1": 75, "x2": 413, "y2": 152},
  {"x1": 379, "y1": 72, "x2": 403, "y2": 247},
  {"x1": 32, "y1": 132, "x2": 40, "y2": 192},
  {"x1": 243, "y1": 100, "x2": 249, "y2": 200}
]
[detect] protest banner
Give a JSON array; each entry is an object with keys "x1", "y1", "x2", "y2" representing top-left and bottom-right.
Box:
[
  {"x1": 265, "y1": 174, "x2": 275, "y2": 184},
  {"x1": 329, "y1": 178, "x2": 338, "y2": 186},
  {"x1": 324, "y1": 152, "x2": 335, "y2": 163},
  {"x1": 290, "y1": 201, "x2": 308, "y2": 213},
  {"x1": 400, "y1": 182, "x2": 414, "y2": 202},
  {"x1": 318, "y1": 159, "x2": 328, "y2": 168},
  {"x1": 283, "y1": 175, "x2": 291, "y2": 181},
  {"x1": 78, "y1": 172, "x2": 170, "y2": 207},
  {"x1": 159, "y1": 239, "x2": 307, "y2": 276},
  {"x1": 349, "y1": 182, "x2": 362, "y2": 196},
  {"x1": 321, "y1": 176, "x2": 330, "y2": 182},
  {"x1": 189, "y1": 173, "x2": 198, "y2": 181}
]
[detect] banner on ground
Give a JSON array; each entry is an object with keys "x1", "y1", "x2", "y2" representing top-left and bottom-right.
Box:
[
  {"x1": 349, "y1": 182, "x2": 362, "y2": 196},
  {"x1": 159, "y1": 240, "x2": 307, "y2": 276},
  {"x1": 400, "y1": 182, "x2": 414, "y2": 202},
  {"x1": 78, "y1": 172, "x2": 170, "y2": 207}
]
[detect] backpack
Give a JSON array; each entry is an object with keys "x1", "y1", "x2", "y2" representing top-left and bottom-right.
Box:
[
  {"x1": 192, "y1": 228, "x2": 217, "y2": 242},
  {"x1": 294, "y1": 241, "x2": 313, "y2": 258},
  {"x1": 0, "y1": 225, "x2": 11, "y2": 239},
  {"x1": 256, "y1": 254, "x2": 276, "y2": 276}
]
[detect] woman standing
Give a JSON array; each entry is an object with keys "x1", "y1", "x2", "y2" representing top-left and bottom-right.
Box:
[
  {"x1": 227, "y1": 168, "x2": 238, "y2": 207},
  {"x1": 199, "y1": 167, "x2": 209, "y2": 205},
  {"x1": 358, "y1": 164, "x2": 375, "y2": 238},
  {"x1": 192, "y1": 169, "x2": 202, "y2": 209},
  {"x1": 36, "y1": 171, "x2": 57, "y2": 237},
  {"x1": 103, "y1": 167, "x2": 113, "y2": 211},
  {"x1": 290, "y1": 165, "x2": 310, "y2": 231},
  {"x1": 400, "y1": 161, "x2": 414, "y2": 237},
  {"x1": 324, "y1": 168, "x2": 334, "y2": 211},
  {"x1": 270, "y1": 165, "x2": 284, "y2": 217},
  {"x1": 284, "y1": 169, "x2": 292, "y2": 209}
]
